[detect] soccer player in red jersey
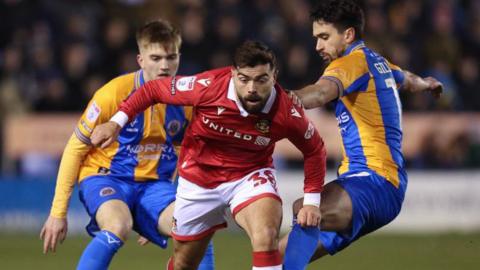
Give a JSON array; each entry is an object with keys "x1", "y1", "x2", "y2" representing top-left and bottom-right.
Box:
[{"x1": 91, "y1": 40, "x2": 327, "y2": 270}]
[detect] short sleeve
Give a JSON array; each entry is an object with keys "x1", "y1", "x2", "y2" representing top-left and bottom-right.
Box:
[
  {"x1": 74, "y1": 81, "x2": 120, "y2": 144},
  {"x1": 322, "y1": 53, "x2": 369, "y2": 96}
]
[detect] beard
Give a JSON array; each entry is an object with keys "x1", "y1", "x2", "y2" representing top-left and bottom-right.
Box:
[{"x1": 239, "y1": 94, "x2": 268, "y2": 114}]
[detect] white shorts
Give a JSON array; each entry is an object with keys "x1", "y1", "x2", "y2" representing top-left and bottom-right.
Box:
[{"x1": 171, "y1": 168, "x2": 282, "y2": 241}]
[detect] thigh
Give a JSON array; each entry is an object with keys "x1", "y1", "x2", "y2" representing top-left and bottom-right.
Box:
[
  {"x1": 234, "y1": 196, "x2": 283, "y2": 240},
  {"x1": 171, "y1": 177, "x2": 227, "y2": 242},
  {"x1": 133, "y1": 180, "x2": 177, "y2": 248},
  {"x1": 231, "y1": 169, "x2": 282, "y2": 244},
  {"x1": 320, "y1": 181, "x2": 353, "y2": 232},
  {"x1": 229, "y1": 168, "x2": 282, "y2": 218},
  {"x1": 96, "y1": 199, "x2": 132, "y2": 229},
  {"x1": 79, "y1": 176, "x2": 134, "y2": 236},
  {"x1": 316, "y1": 173, "x2": 405, "y2": 256}
]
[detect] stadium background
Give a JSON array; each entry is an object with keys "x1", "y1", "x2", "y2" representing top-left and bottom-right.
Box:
[{"x1": 0, "y1": 0, "x2": 479, "y2": 269}]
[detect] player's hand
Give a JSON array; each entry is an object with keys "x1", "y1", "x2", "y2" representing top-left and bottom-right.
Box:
[
  {"x1": 91, "y1": 121, "x2": 121, "y2": 148},
  {"x1": 297, "y1": 205, "x2": 321, "y2": 227},
  {"x1": 424, "y1": 76, "x2": 443, "y2": 99},
  {"x1": 137, "y1": 235, "x2": 150, "y2": 246},
  {"x1": 40, "y1": 215, "x2": 68, "y2": 254},
  {"x1": 287, "y1": 90, "x2": 304, "y2": 108}
]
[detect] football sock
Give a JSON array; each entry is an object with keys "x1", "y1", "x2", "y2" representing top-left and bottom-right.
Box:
[
  {"x1": 252, "y1": 250, "x2": 282, "y2": 270},
  {"x1": 77, "y1": 230, "x2": 123, "y2": 270},
  {"x1": 283, "y1": 224, "x2": 320, "y2": 270},
  {"x1": 166, "y1": 257, "x2": 174, "y2": 270},
  {"x1": 198, "y1": 241, "x2": 215, "y2": 270}
]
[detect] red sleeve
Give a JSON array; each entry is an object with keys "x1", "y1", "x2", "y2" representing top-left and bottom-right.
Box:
[
  {"x1": 286, "y1": 104, "x2": 326, "y2": 193},
  {"x1": 119, "y1": 73, "x2": 212, "y2": 121}
]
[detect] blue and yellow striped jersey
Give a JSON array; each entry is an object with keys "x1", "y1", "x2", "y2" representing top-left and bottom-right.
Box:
[
  {"x1": 322, "y1": 40, "x2": 405, "y2": 187},
  {"x1": 75, "y1": 70, "x2": 191, "y2": 182}
]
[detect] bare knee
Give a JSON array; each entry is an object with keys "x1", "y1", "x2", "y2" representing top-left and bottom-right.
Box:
[
  {"x1": 251, "y1": 227, "x2": 280, "y2": 251},
  {"x1": 100, "y1": 218, "x2": 133, "y2": 240},
  {"x1": 96, "y1": 200, "x2": 133, "y2": 240}
]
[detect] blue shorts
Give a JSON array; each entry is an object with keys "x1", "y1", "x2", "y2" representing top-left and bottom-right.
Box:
[
  {"x1": 78, "y1": 175, "x2": 177, "y2": 248},
  {"x1": 319, "y1": 170, "x2": 407, "y2": 255}
]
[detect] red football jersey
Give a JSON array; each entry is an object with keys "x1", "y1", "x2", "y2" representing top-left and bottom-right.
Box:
[{"x1": 119, "y1": 67, "x2": 326, "y2": 193}]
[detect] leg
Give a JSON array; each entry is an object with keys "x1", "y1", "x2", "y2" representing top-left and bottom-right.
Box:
[
  {"x1": 235, "y1": 197, "x2": 283, "y2": 269},
  {"x1": 281, "y1": 181, "x2": 352, "y2": 268},
  {"x1": 169, "y1": 177, "x2": 227, "y2": 269},
  {"x1": 319, "y1": 181, "x2": 353, "y2": 232},
  {"x1": 77, "y1": 177, "x2": 134, "y2": 270},
  {"x1": 283, "y1": 173, "x2": 406, "y2": 267},
  {"x1": 169, "y1": 235, "x2": 214, "y2": 270},
  {"x1": 158, "y1": 202, "x2": 215, "y2": 270},
  {"x1": 77, "y1": 200, "x2": 132, "y2": 270},
  {"x1": 96, "y1": 200, "x2": 134, "y2": 240},
  {"x1": 157, "y1": 201, "x2": 175, "y2": 236}
]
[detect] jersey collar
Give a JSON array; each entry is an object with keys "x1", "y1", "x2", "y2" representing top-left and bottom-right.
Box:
[
  {"x1": 343, "y1": 40, "x2": 366, "y2": 56},
  {"x1": 227, "y1": 78, "x2": 277, "y2": 117},
  {"x1": 134, "y1": 69, "x2": 146, "y2": 89}
]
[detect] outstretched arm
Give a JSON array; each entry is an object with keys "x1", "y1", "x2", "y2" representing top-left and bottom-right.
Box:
[
  {"x1": 402, "y1": 71, "x2": 443, "y2": 98},
  {"x1": 292, "y1": 78, "x2": 340, "y2": 109},
  {"x1": 91, "y1": 75, "x2": 211, "y2": 148},
  {"x1": 40, "y1": 134, "x2": 91, "y2": 254}
]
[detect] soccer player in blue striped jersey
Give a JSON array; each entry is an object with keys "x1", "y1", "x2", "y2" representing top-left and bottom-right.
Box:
[
  {"x1": 281, "y1": 1, "x2": 443, "y2": 268},
  {"x1": 39, "y1": 19, "x2": 214, "y2": 270}
]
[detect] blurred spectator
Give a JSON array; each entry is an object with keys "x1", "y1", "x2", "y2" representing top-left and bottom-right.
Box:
[
  {"x1": 33, "y1": 73, "x2": 71, "y2": 112},
  {"x1": 0, "y1": 0, "x2": 479, "y2": 173},
  {"x1": 456, "y1": 56, "x2": 480, "y2": 111},
  {"x1": 415, "y1": 129, "x2": 480, "y2": 169},
  {"x1": 1, "y1": 0, "x2": 477, "y2": 112}
]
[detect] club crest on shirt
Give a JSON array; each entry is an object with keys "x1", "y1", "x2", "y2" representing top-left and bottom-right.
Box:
[
  {"x1": 99, "y1": 187, "x2": 116, "y2": 197},
  {"x1": 255, "y1": 119, "x2": 270, "y2": 134},
  {"x1": 167, "y1": 120, "x2": 181, "y2": 137}
]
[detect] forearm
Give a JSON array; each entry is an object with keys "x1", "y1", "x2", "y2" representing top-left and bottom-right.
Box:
[
  {"x1": 303, "y1": 143, "x2": 326, "y2": 193},
  {"x1": 295, "y1": 85, "x2": 327, "y2": 109},
  {"x1": 295, "y1": 78, "x2": 339, "y2": 109},
  {"x1": 50, "y1": 134, "x2": 91, "y2": 218},
  {"x1": 302, "y1": 137, "x2": 327, "y2": 206},
  {"x1": 402, "y1": 71, "x2": 430, "y2": 93},
  {"x1": 118, "y1": 81, "x2": 160, "y2": 121}
]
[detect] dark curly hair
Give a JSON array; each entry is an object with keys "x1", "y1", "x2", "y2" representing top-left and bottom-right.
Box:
[
  {"x1": 310, "y1": 0, "x2": 365, "y2": 40},
  {"x1": 233, "y1": 40, "x2": 277, "y2": 70}
]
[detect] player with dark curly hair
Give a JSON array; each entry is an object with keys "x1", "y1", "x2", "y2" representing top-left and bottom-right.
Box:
[{"x1": 280, "y1": 0, "x2": 443, "y2": 269}]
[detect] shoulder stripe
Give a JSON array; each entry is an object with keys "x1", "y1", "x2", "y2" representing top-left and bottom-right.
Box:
[{"x1": 344, "y1": 73, "x2": 370, "y2": 95}]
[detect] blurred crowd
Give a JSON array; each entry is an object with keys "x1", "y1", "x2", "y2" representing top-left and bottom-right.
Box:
[{"x1": 0, "y1": 0, "x2": 479, "y2": 173}]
